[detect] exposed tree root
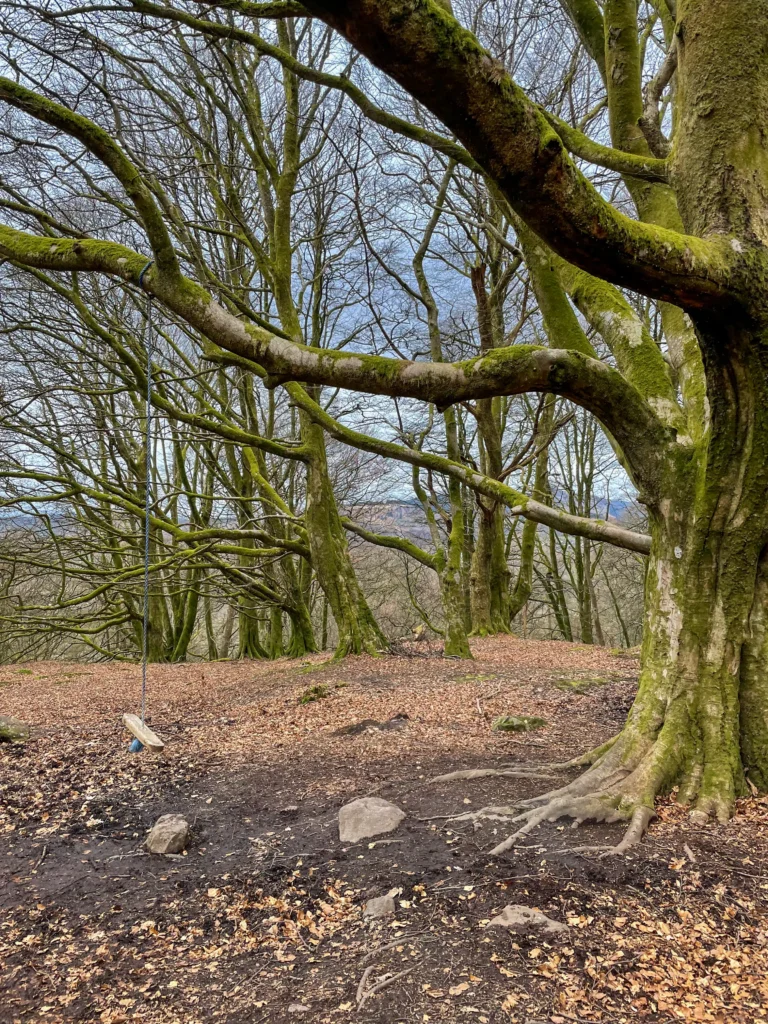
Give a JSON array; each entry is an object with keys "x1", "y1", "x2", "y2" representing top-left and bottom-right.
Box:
[
  {"x1": 447, "y1": 804, "x2": 522, "y2": 824},
  {"x1": 437, "y1": 707, "x2": 742, "y2": 856},
  {"x1": 511, "y1": 734, "x2": 623, "y2": 774},
  {"x1": 537, "y1": 806, "x2": 654, "y2": 859},
  {"x1": 541, "y1": 811, "x2": 655, "y2": 859},
  {"x1": 445, "y1": 725, "x2": 681, "y2": 856},
  {"x1": 429, "y1": 768, "x2": 557, "y2": 783}
]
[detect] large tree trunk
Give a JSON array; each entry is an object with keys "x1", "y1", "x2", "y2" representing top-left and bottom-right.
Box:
[
  {"x1": 238, "y1": 601, "x2": 267, "y2": 660},
  {"x1": 499, "y1": 0, "x2": 768, "y2": 841},
  {"x1": 507, "y1": 332, "x2": 768, "y2": 841},
  {"x1": 574, "y1": 496, "x2": 765, "y2": 824}
]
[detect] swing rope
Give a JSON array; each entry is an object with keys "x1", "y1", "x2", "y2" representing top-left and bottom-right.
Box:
[{"x1": 139, "y1": 259, "x2": 155, "y2": 727}]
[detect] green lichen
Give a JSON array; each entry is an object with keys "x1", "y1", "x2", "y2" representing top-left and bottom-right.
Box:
[
  {"x1": 493, "y1": 714, "x2": 548, "y2": 732},
  {"x1": 299, "y1": 683, "x2": 329, "y2": 704},
  {"x1": 553, "y1": 674, "x2": 611, "y2": 694}
]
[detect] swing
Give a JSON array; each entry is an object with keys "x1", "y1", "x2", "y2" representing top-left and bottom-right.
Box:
[{"x1": 124, "y1": 259, "x2": 164, "y2": 755}]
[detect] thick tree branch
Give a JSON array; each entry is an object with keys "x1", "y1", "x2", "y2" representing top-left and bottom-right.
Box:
[
  {"x1": 292, "y1": 386, "x2": 653, "y2": 556},
  {"x1": 0, "y1": 77, "x2": 180, "y2": 277},
  {"x1": 342, "y1": 519, "x2": 437, "y2": 568},
  {"x1": 551, "y1": 255, "x2": 685, "y2": 431},
  {"x1": 198, "y1": 0, "x2": 308, "y2": 14},
  {"x1": 199, "y1": 347, "x2": 652, "y2": 555},
  {"x1": 0, "y1": 226, "x2": 671, "y2": 484},
  {"x1": 639, "y1": 41, "x2": 677, "y2": 158},
  {"x1": 297, "y1": 0, "x2": 738, "y2": 310},
  {"x1": 558, "y1": 0, "x2": 606, "y2": 78},
  {"x1": 543, "y1": 110, "x2": 668, "y2": 183}
]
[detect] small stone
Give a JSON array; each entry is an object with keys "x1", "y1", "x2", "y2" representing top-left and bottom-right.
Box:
[
  {"x1": 363, "y1": 894, "x2": 396, "y2": 920},
  {"x1": 146, "y1": 813, "x2": 190, "y2": 855},
  {"x1": 487, "y1": 904, "x2": 569, "y2": 938},
  {"x1": 338, "y1": 797, "x2": 405, "y2": 843},
  {"x1": 287, "y1": 1004, "x2": 310, "y2": 1014}
]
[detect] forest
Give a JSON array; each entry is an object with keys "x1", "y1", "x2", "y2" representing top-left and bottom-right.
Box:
[{"x1": 1, "y1": 1, "x2": 768, "y2": 1022}]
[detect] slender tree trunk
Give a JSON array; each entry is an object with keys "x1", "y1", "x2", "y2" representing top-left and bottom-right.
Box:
[
  {"x1": 171, "y1": 574, "x2": 201, "y2": 662},
  {"x1": 435, "y1": 509, "x2": 472, "y2": 658},
  {"x1": 576, "y1": 538, "x2": 594, "y2": 644},
  {"x1": 468, "y1": 263, "x2": 511, "y2": 635},
  {"x1": 219, "y1": 603, "x2": 236, "y2": 660},
  {"x1": 268, "y1": 605, "x2": 284, "y2": 660},
  {"x1": 279, "y1": 555, "x2": 317, "y2": 657},
  {"x1": 301, "y1": 412, "x2": 386, "y2": 657},
  {"x1": 470, "y1": 504, "x2": 511, "y2": 634},
  {"x1": 588, "y1": 563, "x2": 606, "y2": 647},
  {"x1": 204, "y1": 592, "x2": 219, "y2": 660},
  {"x1": 510, "y1": 397, "x2": 555, "y2": 622}
]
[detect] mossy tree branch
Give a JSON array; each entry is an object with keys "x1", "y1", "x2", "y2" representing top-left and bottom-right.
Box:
[
  {"x1": 295, "y1": 0, "x2": 745, "y2": 312},
  {"x1": 0, "y1": 225, "x2": 671, "y2": 490},
  {"x1": 558, "y1": 0, "x2": 606, "y2": 77},
  {"x1": 342, "y1": 519, "x2": 437, "y2": 569},
  {"x1": 0, "y1": 77, "x2": 180, "y2": 278},
  {"x1": 542, "y1": 110, "x2": 668, "y2": 183}
]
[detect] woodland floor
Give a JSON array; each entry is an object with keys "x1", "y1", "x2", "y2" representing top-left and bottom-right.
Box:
[{"x1": 1, "y1": 637, "x2": 767, "y2": 1024}]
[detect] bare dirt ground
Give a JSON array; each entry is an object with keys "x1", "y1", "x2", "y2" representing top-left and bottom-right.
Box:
[{"x1": 2, "y1": 637, "x2": 767, "y2": 1024}]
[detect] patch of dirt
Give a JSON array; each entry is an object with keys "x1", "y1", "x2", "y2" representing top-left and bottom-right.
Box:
[{"x1": 1, "y1": 638, "x2": 767, "y2": 1024}]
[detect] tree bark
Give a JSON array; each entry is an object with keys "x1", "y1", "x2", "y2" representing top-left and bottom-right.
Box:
[{"x1": 301, "y1": 412, "x2": 386, "y2": 657}]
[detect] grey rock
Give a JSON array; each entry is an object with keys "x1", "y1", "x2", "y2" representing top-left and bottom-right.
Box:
[
  {"x1": 0, "y1": 715, "x2": 30, "y2": 744},
  {"x1": 363, "y1": 894, "x2": 396, "y2": 920},
  {"x1": 146, "y1": 813, "x2": 190, "y2": 855},
  {"x1": 334, "y1": 713, "x2": 409, "y2": 737},
  {"x1": 487, "y1": 904, "x2": 569, "y2": 938},
  {"x1": 287, "y1": 1004, "x2": 310, "y2": 1014},
  {"x1": 338, "y1": 797, "x2": 405, "y2": 843}
]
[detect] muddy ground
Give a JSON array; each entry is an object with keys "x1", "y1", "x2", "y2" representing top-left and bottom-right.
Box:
[{"x1": 1, "y1": 637, "x2": 767, "y2": 1024}]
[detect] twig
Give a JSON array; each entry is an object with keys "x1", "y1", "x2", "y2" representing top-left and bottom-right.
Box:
[
  {"x1": 683, "y1": 843, "x2": 697, "y2": 864},
  {"x1": 360, "y1": 930, "x2": 430, "y2": 964},
  {"x1": 358, "y1": 967, "x2": 414, "y2": 1009},
  {"x1": 544, "y1": 845, "x2": 612, "y2": 857},
  {"x1": 355, "y1": 965, "x2": 375, "y2": 1006},
  {"x1": 33, "y1": 844, "x2": 48, "y2": 870}
]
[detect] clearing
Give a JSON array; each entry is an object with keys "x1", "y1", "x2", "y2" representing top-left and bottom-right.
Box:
[{"x1": 1, "y1": 637, "x2": 767, "y2": 1024}]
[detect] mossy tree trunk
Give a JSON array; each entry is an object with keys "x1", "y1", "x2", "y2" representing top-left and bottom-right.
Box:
[
  {"x1": 238, "y1": 603, "x2": 267, "y2": 660},
  {"x1": 468, "y1": 263, "x2": 512, "y2": 635},
  {"x1": 579, "y1": 405, "x2": 768, "y2": 822},
  {"x1": 301, "y1": 410, "x2": 387, "y2": 657},
  {"x1": 509, "y1": 397, "x2": 555, "y2": 622},
  {"x1": 411, "y1": 163, "x2": 472, "y2": 657}
]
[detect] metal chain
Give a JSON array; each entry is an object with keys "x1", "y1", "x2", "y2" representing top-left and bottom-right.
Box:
[{"x1": 139, "y1": 260, "x2": 155, "y2": 726}]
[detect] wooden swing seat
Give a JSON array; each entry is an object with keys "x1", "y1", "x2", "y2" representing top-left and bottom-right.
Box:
[{"x1": 122, "y1": 713, "x2": 165, "y2": 752}]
